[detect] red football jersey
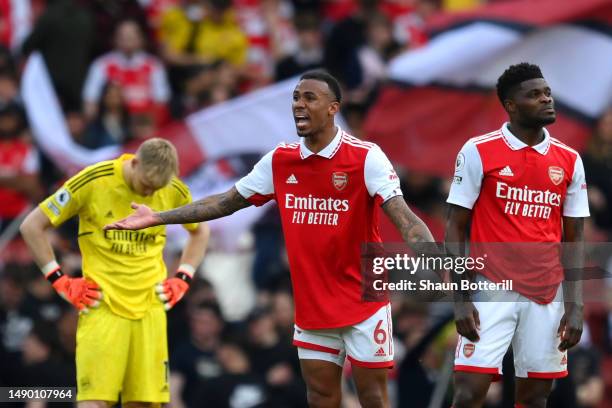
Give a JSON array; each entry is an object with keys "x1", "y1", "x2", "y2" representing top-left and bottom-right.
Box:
[
  {"x1": 447, "y1": 123, "x2": 589, "y2": 303},
  {"x1": 82, "y1": 51, "x2": 170, "y2": 114},
  {"x1": 236, "y1": 127, "x2": 402, "y2": 329},
  {"x1": 0, "y1": 139, "x2": 39, "y2": 218}
]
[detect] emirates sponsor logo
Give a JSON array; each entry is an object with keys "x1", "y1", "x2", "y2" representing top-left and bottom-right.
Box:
[
  {"x1": 332, "y1": 172, "x2": 348, "y2": 191},
  {"x1": 496, "y1": 182, "x2": 561, "y2": 206},
  {"x1": 548, "y1": 166, "x2": 564, "y2": 185},
  {"x1": 285, "y1": 193, "x2": 349, "y2": 212},
  {"x1": 375, "y1": 347, "x2": 386, "y2": 357},
  {"x1": 286, "y1": 194, "x2": 349, "y2": 226},
  {"x1": 463, "y1": 343, "x2": 475, "y2": 358}
]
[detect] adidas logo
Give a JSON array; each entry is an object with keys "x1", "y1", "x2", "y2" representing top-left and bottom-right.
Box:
[
  {"x1": 499, "y1": 166, "x2": 514, "y2": 177},
  {"x1": 374, "y1": 347, "x2": 386, "y2": 357},
  {"x1": 286, "y1": 174, "x2": 298, "y2": 184},
  {"x1": 561, "y1": 354, "x2": 567, "y2": 365},
  {"x1": 105, "y1": 210, "x2": 114, "y2": 218}
]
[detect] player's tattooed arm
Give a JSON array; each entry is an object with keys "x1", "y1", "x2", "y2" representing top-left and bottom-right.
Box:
[
  {"x1": 104, "y1": 187, "x2": 252, "y2": 231},
  {"x1": 159, "y1": 187, "x2": 252, "y2": 224},
  {"x1": 382, "y1": 196, "x2": 436, "y2": 248}
]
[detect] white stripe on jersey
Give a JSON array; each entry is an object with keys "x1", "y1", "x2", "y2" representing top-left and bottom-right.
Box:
[
  {"x1": 550, "y1": 139, "x2": 579, "y2": 156},
  {"x1": 472, "y1": 130, "x2": 502, "y2": 142},
  {"x1": 343, "y1": 133, "x2": 375, "y2": 148},
  {"x1": 473, "y1": 135, "x2": 503, "y2": 145}
]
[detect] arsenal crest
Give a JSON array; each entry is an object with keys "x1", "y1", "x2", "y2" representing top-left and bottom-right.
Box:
[
  {"x1": 548, "y1": 166, "x2": 564, "y2": 186},
  {"x1": 332, "y1": 172, "x2": 348, "y2": 191},
  {"x1": 463, "y1": 343, "x2": 475, "y2": 358}
]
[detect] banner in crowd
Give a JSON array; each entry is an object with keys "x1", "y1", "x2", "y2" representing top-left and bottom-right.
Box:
[{"x1": 364, "y1": 0, "x2": 612, "y2": 177}]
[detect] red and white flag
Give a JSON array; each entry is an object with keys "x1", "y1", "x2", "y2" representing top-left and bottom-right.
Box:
[{"x1": 364, "y1": 0, "x2": 612, "y2": 177}]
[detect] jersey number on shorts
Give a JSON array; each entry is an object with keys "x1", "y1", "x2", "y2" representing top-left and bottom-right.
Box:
[{"x1": 374, "y1": 320, "x2": 387, "y2": 345}]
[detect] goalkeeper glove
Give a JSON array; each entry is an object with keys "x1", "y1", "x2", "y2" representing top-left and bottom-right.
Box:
[
  {"x1": 156, "y1": 265, "x2": 193, "y2": 311},
  {"x1": 45, "y1": 265, "x2": 102, "y2": 313}
]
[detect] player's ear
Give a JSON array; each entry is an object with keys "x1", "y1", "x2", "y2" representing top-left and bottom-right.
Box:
[
  {"x1": 328, "y1": 101, "x2": 340, "y2": 116},
  {"x1": 504, "y1": 99, "x2": 516, "y2": 114}
]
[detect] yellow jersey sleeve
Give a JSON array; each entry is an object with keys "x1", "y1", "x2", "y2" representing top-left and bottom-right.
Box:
[
  {"x1": 39, "y1": 162, "x2": 113, "y2": 226},
  {"x1": 170, "y1": 178, "x2": 199, "y2": 231}
]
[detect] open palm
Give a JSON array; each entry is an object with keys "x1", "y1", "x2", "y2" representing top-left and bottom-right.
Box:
[{"x1": 104, "y1": 203, "x2": 161, "y2": 230}]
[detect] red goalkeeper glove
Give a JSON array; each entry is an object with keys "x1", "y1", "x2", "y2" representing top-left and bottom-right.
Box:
[
  {"x1": 156, "y1": 269, "x2": 192, "y2": 311},
  {"x1": 45, "y1": 268, "x2": 103, "y2": 313}
]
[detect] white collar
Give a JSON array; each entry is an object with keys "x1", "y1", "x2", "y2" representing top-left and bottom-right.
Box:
[
  {"x1": 111, "y1": 50, "x2": 147, "y2": 65},
  {"x1": 299, "y1": 126, "x2": 343, "y2": 159},
  {"x1": 501, "y1": 122, "x2": 551, "y2": 155}
]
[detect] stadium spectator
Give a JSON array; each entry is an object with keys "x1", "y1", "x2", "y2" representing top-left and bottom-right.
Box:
[
  {"x1": 347, "y1": 10, "x2": 400, "y2": 104},
  {"x1": 126, "y1": 112, "x2": 158, "y2": 145},
  {"x1": 0, "y1": 0, "x2": 33, "y2": 55},
  {"x1": 549, "y1": 337, "x2": 605, "y2": 408},
  {"x1": 274, "y1": 12, "x2": 323, "y2": 81},
  {"x1": 22, "y1": 0, "x2": 94, "y2": 108},
  {"x1": 159, "y1": 0, "x2": 248, "y2": 95},
  {"x1": 0, "y1": 102, "x2": 42, "y2": 232},
  {"x1": 234, "y1": 0, "x2": 297, "y2": 88},
  {"x1": 392, "y1": 0, "x2": 442, "y2": 48},
  {"x1": 0, "y1": 265, "x2": 38, "y2": 385},
  {"x1": 170, "y1": 300, "x2": 225, "y2": 408},
  {"x1": 271, "y1": 290, "x2": 295, "y2": 339},
  {"x1": 250, "y1": 205, "x2": 285, "y2": 291},
  {"x1": 192, "y1": 340, "x2": 270, "y2": 407},
  {"x1": 82, "y1": 19, "x2": 171, "y2": 123},
  {"x1": 82, "y1": 81, "x2": 130, "y2": 147},
  {"x1": 0, "y1": 46, "x2": 16, "y2": 75},
  {"x1": 582, "y1": 108, "x2": 612, "y2": 233},
  {"x1": 88, "y1": 0, "x2": 152, "y2": 57},
  {"x1": 17, "y1": 319, "x2": 75, "y2": 388},
  {"x1": 0, "y1": 70, "x2": 20, "y2": 105},
  {"x1": 247, "y1": 305, "x2": 307, "y2": 407},
  {"x1": 140, "y1": 0, "x2": 181, "y2": 38},
  {"x1": 324, "y1": 0, "x2": 378, "y2": 91},
  {"x1": 64, "y1": 109, "x2": 89, "y2": 147}
]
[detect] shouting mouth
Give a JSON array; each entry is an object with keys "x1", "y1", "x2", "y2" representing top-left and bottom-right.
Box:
[{"x1": 294, "y1": 113, "x2": 310, "y2": 130}]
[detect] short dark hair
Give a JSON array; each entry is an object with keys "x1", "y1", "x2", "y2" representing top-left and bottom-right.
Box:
[
  {"x1": 299, "y1": 70, "x2": 342, "y2": 103},
  {"x1": 496, "y1": 63, "x2": 544, "y2": 103}
]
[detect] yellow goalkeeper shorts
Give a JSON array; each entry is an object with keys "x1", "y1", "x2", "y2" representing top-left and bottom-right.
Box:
[{"x1": 75, "y1": 301, "x2": 169, "y2": 403}]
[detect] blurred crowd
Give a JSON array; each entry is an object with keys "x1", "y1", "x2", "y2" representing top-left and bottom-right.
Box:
[{"x1": 0, "y1": 0, "x2": 611, "y2": 407}]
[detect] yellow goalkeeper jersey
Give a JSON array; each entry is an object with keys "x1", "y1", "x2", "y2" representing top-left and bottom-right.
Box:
[{"x1": 40, "y1": 154, "x2": 198, "y2": 319}]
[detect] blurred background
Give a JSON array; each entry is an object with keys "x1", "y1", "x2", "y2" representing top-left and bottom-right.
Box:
[{"x1": 1, "y1": 0, "x2": 611, "y2": 407}]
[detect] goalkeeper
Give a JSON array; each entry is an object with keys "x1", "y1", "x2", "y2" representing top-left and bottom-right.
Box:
[{"x1": 20, "y1": 138, "x2": 209, "y2": 407}]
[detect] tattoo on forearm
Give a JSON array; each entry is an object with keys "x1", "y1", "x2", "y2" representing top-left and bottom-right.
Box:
[
  {"x1": 159, "y1": 187, "x2": 251, "y2": 224},
  {"x1": 383, "y1": 196, "x2": 436, "y2": 249}
]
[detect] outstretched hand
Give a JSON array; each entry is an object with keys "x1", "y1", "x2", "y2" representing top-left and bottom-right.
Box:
[{"x1": 104, "y1": 203, "x2": 161, "y2": 230}]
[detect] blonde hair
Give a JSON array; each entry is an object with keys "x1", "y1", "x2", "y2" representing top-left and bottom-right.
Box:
[{"x1": 135, "y1": 138, "x2": 179, "y2": 186}]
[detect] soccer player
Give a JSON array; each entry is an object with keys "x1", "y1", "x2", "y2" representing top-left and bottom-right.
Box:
[
  {"x1": 104, "y1": 71, "x2": 436, "y2": 408},
  {"x1": 20, "y1": 139, "x2": 210, "y2": 408},
  {"x1": 446, "y1": 63, "x2": 589, "y2": 407}
]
